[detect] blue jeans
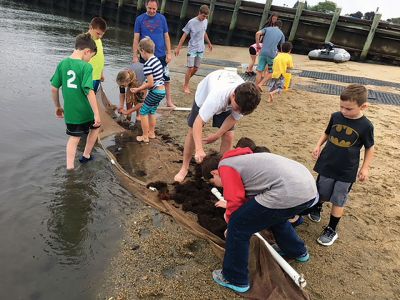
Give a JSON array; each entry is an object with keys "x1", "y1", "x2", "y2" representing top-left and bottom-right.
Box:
[{"x1": 222, "y1": 197, "x2": 315, "y2": 286}]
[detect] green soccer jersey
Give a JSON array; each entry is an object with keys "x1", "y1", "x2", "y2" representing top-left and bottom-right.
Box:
[{"x1": 50, "y1": 58, "x2": 94, "y2": 124}]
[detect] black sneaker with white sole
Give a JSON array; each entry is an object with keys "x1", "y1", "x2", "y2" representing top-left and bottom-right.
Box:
[
  {"x1": 308, "y1": 209, "x2": 321, "y2": 222},
  {"x1": 317, "y1": 226, "x2": 338, "y2": 246}
]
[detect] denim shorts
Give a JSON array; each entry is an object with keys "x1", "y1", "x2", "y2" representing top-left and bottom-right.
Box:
[
  {"x1": 66, "y1": 120, "x2": 100, "y2": 137},
  {"x1": 187, "y1": 51, "x2": 204, "y2": 68},
  {"x1": 317, "y1": 175, "x2": 353, "y2": 207},
  {"x1": 257, "y1": 55, "x2": 274, "y2": 73}
]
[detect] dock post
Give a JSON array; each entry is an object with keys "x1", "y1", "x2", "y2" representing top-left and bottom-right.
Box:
[
  {"x1": 226, "y1": 0, "x2": 242, "y2": 45},
  {"x1": 360, "y1": 13, "x2": 382, "y2": 60},
  {"x1": 208, "y1": 0, "x2": 217, "y2": 25},
  {"x1": 160, "y1": 0, "x2": 167, "y2": 14},
  {"x1": 99, "y1": 0, "x2": 106, "y2": 17},
  {"x1": 259, "y1": 0, "x2": 273, "y2": 30},
  {"x1": 137, "y1": 0, "x2": 144, "y2": 12},
  {"x1": 325, "y1": 7, "x2": 341, "y2": 43},
  {"x1": 288, "y1": 0, "x2": 304, "y2": 42},
  {"x1": 81, "y1": 0, "x2": 88, "y2": 16},
  {"x1": 179, "y1": 0, "x2": 189, "y2": 20},
  {"x1": 117, "y1": 0, "x2": 124, "y2": 25}
]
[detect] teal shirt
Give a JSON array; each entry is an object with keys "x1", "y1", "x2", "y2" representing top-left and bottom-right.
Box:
[{"x1": 50, "y1": 58, "x2": 94, "y2": 124}]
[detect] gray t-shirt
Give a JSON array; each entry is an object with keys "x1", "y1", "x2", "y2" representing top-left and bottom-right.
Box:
[
  {"x1": 182, "y1": 17, "x2": 208, "y2": 52},
  {"x1": 219, "y1": 153, "x2": 318, "y2": 209},
  {"x1": 260, "y1": 27, "x2": 285, "y2": 58}
]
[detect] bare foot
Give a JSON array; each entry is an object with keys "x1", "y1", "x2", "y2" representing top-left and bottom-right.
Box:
[
  {"x1": 267, "y1": 93, "x2": 273, "y2": 103},
  {"x1": 149, "y1": 132, "x2": 156, "y2": 139},
  {"x1": 183, "y1": 86, "x2": 191, "y2": 94},
  {"x1": 167, "y1": 102, "x2": 176, "y2": 109},
  {"x1": 174, "y1": 168, "x2": 188, "y2": 183},
  {"x1": 257, "y1": 84, "x2": 264, "y2": 92},
  {"x1": 136, "y1": 135, "x2": 149, "y2": 143}
]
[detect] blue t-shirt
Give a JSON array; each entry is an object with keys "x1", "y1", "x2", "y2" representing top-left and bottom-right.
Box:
[
  {"x1": 260, "y1": 27, "x2": 285, "y2": 58},
  {"x1": 134, "y1": 13, "x2": 169, "y2": 58}
]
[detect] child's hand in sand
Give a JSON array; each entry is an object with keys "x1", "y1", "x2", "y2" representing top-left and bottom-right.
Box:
[
  {"x1": 215, "y1": 199, "x2": 227, "y2": 208},
  {"x1": 55, "y1": 107, "x2": 64, "y2": 118},
  {"x1": 312, "y1": 146, "x2": 321, "y2": 160},
  {"x1": 120, "y1": 109, "x2": 129, "y2": 115}
]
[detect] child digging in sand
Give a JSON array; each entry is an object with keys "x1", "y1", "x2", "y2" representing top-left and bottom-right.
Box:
[
  {"x1": 131, "y1": 37, "x2": 165, "y2": 143},
  {"x1": 116, "y1": 69, "x2": 144, "y2": 126}
]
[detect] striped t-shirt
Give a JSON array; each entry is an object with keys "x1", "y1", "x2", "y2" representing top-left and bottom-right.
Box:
[{"x1": 143, "y1": 56, "x2": 164, "y2": 89}]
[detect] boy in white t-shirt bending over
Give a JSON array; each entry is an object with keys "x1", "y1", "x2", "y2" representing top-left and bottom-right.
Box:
[{"x1": 174, "y1": 69, "x2": 261, "y2": 183}]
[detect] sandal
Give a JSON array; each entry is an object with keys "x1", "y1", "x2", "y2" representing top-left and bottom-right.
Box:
[{"x1": 136, "y1": 135, "x2": 149, "y2": 143}]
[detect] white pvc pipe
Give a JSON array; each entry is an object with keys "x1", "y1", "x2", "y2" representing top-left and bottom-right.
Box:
[
  {"x1": 157, "y1": 106, "x2": 192, "y2": 111},
  {"x1": 210, "y1": 188, "x2": 306, "y2": 289}
]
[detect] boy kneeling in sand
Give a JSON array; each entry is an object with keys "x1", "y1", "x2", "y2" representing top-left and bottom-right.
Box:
[{"x1": 201, "y1": 147, "x2": 318, "y2": 293}]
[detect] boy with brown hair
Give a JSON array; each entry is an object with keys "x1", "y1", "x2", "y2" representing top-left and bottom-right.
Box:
[
  {"x1": 50, "y1": 33, "x2": 101, "y2": 170},
  {"x1": 310, "y1": 84, "x2": 375, "y2": 246},
  {"x1": 130, "y1": 37, "x2": 165, "y2": 143},
  {"x1": 88, "y1": 17, "x2": 107, "y2": 93},
  {"x1": 174, "y1": 69, "x2": 261, "y2": 183},
  {"x1": 174, "y1": 4, "x2": 213, "y2": 94}
]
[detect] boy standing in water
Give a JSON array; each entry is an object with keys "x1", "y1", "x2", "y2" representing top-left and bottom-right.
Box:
[
  {"x1": 50, "y1": 33, "x2": 101, "y2": 170},
  {"x1": 88, "y1": 17, "x2": 107, "y2": 94},
  {"x1": 174, "y1": 5, "x2": 213, "y2": 94},
  {"x1": 309, "y1": 84, "x2": 374, "y2": 246}
]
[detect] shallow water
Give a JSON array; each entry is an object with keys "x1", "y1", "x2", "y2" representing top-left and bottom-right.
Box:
[{"x1": 0, "y1": 1, "x2": 141, "y2": 299}]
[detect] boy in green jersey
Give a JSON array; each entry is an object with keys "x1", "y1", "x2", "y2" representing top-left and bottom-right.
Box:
[{"x1": 50, "y1": 33, "x2": 101, "y2": 170}]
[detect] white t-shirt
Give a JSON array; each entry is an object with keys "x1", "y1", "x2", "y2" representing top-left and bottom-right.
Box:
[
  {"x1": 195, "y1": 70, "x2": 244, "y2": 123},
  {"x1": 182, "y1": 17, "x2": 208, "y2": 53}
]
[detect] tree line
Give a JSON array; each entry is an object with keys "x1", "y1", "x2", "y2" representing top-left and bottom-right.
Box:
[{"x1": 293, "y1": 1, "x2": 400, "y2": 24}]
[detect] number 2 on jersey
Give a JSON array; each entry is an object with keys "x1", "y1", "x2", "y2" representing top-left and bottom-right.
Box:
[{"x1": 67, "y1": 70, "x2": 77, "y2": 89}]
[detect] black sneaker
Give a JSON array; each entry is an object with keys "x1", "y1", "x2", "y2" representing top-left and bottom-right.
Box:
[
  {"x1": 79, "y1": 155, "x2": 93, "y2": 164},
  {"x1": 317, "y1": 226, "x2": 338, "y2": 246},
  {"x1": 308, "y1": 209, "x2": 321, "y2": 223}
]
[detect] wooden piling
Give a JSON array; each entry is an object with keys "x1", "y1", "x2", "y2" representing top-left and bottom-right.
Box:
[
  {"x1": 325, "y1": 7, "x2": 341, "y2": 43},
  {"x1": 160, "y1": 0, "x2": 167, "y2": 14},
  {"x1": 226, "y1": 0, "x2": 242, "y2": 44},
  {"x1": 99, "y1": 0, "x2": 106, "y2": 17},
  {"x1": 360, "y1": 13, "x2": 382, "y2": 60},
  {"x1": 116, "y1": 0, "x2": 124, "y2": 25},
  {"x1": 208, "y1": 0, "x2": 217, "y2": 25},
  {"x1": 179, "y1": 0, "x2": 189, "y2": 20},
  {"x1": 288, "y1": 0, "x2": 304, "y2": 42},
  {"x1": 137, "y1": 0, "x2": 144, "y2": 12},
  {"x1": 259, "y1": 0, "x2": 273, "y2": 30},
  {"x1": 81, "y1": 0, "x2": 88, "y2": 15}
]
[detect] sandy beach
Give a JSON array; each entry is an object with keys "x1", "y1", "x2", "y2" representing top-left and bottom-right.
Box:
[{"x1": 100, "y1": 45, "x2": 400, "y2": 300}]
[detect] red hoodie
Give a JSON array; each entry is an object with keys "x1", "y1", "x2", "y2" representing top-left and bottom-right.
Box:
[{"x1": 219, "y1": 147, "x2": 253, "y2": 222}]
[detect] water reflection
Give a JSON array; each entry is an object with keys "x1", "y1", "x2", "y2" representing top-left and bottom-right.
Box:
[{"x1": 46, "y1": 169, "x2": 96, "y2": 265}]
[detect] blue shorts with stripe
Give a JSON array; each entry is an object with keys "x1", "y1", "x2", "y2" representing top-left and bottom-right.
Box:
[{"x1": 140, "y1": 89, "x2": 166, "y2": 115}]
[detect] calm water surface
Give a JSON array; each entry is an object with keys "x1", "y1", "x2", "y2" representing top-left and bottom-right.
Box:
[{"x1": 0, "y1": 1, "x2": 141, "y2": 299}]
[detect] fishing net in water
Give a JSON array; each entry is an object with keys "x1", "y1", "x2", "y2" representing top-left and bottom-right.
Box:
[{"x1": 96, "y1": 87, "x2": 310, "y2": 300}]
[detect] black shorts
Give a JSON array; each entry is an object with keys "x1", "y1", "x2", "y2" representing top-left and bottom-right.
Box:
[
  {"x1": 249, "y1": 46, "x2": 257, "y2": 55},
  {"x1": 66, "y1": 120, "x2": 100, "y2": 137},
  {"x1": 187, "y1": 101, "x2": 234, "y2": 131}
]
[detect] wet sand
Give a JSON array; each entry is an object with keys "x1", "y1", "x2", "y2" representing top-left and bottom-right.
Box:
[{"x1": 100, "y1": 46, "x2": 400, "y2": 299}]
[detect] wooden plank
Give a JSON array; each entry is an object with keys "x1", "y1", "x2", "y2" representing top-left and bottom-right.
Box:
[{"x1": 259, "y1": 0, "x2": 272, "y2": 30}]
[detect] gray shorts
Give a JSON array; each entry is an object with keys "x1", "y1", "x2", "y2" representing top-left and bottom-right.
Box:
[
  {"x1": 187, "y1": 101, "x2": 234, "y2": 130},
  {"x1": 317, "y1": 175, "x2": 353, "y2": 207}
]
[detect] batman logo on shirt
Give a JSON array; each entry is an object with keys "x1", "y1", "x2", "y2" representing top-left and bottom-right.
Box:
[{"x1": 329, "y1": 124, "x2": 359, "y2": 148}]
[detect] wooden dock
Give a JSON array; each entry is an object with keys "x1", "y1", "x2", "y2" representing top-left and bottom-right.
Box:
[{"x1": 31, "y1": 0, "x2": 400, "y2": 64}]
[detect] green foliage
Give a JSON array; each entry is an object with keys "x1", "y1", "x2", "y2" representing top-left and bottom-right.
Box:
[
  {"x1": 349, "y1": 11, "x2": 363, "y2": 19},
  {"x1": 309, "y1": 1, "x2": 337, "y2": 14}
]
